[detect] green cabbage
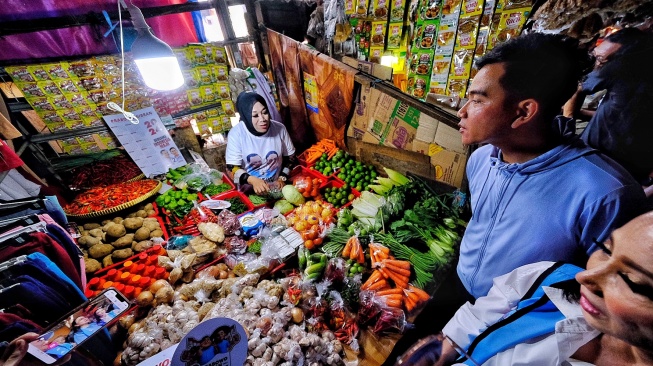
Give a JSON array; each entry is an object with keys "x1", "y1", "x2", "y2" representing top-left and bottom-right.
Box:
[
  {"x1": 274, "y1": 200, "x2": 294, "y2": 215},
  {"x1": 282, "y1": 185, "x2": 305, "y2": 206}
]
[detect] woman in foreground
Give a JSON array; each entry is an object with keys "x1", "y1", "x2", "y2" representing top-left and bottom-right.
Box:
[{"x1": 399, "y1": 211, "x2": 653, "y2": 366}]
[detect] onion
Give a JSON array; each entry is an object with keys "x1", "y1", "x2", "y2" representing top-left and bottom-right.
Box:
[
  {"x1": 136, "y1": 291, "x2": 154, "y2": 307},
  {"x1": 155, "y1": 286, "x2": 174, "y2": 305},
  {"x1": 291, "y1": 307, "x2": 304, "y2": 324},
  {"x1": 119, "y1": 313, "x2": 136, "y2": 329},
  {"x1": 218, "y1": 270, "x2": 229, "y2": 279},
  {"x1": 149, "y1": 279, "x2": 170, "y2": 293}
]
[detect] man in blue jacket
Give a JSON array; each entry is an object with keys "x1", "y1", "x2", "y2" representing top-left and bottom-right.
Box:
[{"x1": 457, "y1": 33, "x2": 650, "y2": 299}]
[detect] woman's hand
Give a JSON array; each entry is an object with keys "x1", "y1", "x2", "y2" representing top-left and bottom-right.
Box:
[
  {"x1": 247, "y1": 176, "x2": 270, "y2": 195},
  {"x1": 0, "y1": 333, "x2": 71, "y2": 366}
]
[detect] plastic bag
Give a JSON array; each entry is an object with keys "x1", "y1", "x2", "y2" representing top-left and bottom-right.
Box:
[
  {"x1": 217, "y1": 209, "x2": 241, "y2": 235},
  {"x1": 357, "y1": 290, "x2": 381, "y2": 325},
  {"x1": 373, "y1": 306, "x2": 411, "y2": 334},
  {"x1": 323, "y1": 257, "x2": 347, "y2": 285},
  {"x1": 167, "y1": 235, "x2": 193, "y2": 250},
  {"x1": 225, "y1": 236, "x2": 247, "y2": 254},
  {"x1": 174, "y1": 173, "x2": 211, "y2": 191}
]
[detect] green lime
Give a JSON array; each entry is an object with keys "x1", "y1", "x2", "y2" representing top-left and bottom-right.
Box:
[
  {"x1": 340, "y1": 198, "x2": 347, "y2": 205},
  {"x1": 348, "y1": 193, "x2": 355, "y2": 201}
]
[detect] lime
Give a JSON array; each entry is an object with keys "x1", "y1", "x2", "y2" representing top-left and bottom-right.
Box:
[
  {"x1": 355, "y1": 185, "x2": 362, "y2": 191},
  {"x1": 348, "y1": 193, "x2": 355, "y2": 201},
  {"x1": 342, "y1": 184, "x2": 349, "y2": 190}
]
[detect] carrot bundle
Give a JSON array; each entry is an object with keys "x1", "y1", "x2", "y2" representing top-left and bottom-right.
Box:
[
  {"x1": 342, "y1": 235, "x2": 365, "y2": 264},
  {"x1": 403, "y1": 285, "x2": 431, "y2": 313},
  {"x1": 300, "y1": 139, "x2": 340, "y2": 164},
  {"x1": 369, "y1": 242, "x2": 393, "y2": 265},
  {"x1": 374, "y1": 258, "x2": 411, "y2": 289}
]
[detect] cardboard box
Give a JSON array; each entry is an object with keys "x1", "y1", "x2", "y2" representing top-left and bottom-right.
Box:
[
  {"x1": 430, "y1": 144, "x2": 467, "y2": 188},
  {"x1": 342, "y1": 56, "x2": 393, "y2": 81},
  {"x1": 380, "y1": 101, "x2": 420, "y2": 150},
  {"x1": 348, "y1": 84, "x2": 373, "y2": 138},
  {"x1": 433, "y1": 122, "x2": 466, "y2": 154}
]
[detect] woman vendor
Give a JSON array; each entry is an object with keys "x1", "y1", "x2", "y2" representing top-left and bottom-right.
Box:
[
  {"x1": 225, "y1": 92, "x2": 296, "y2": 194},
  {"x1": 399, "y1": 211, "x2": 653, "y2": 366}
]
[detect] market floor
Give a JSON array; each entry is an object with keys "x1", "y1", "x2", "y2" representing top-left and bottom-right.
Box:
[{"x1": 382, "y1": 268, "x2": 472, "y2": 365}]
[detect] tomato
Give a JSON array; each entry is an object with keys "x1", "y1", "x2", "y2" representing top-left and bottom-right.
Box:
[
  {"x1": 304, "y1": 239, "x2": 315, "y2": 250},
  {"x1": 314, "y1": 237, "x2": 323, "y2": 246}
]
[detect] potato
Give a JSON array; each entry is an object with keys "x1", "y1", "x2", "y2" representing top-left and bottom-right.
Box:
[
  {"x1": 102, "y1": 255, "x2": 114, "y2": 267},
  {"x1": 112, "y1": 217, "x2": 123, "y2": 224},
  {"x1": 80, "y1": 230, "x2": 89, "y2": 237},
  {"x1": 113, "y1": 234, "x2": 135, "y2": 249},
  {"x1": 88, "y1": 228, "x2": 104, "y2": 238},
  {"x1": 147, "y1": 209, "x2": 156, "y2": 216},
  {"x1": 103, "y1": 221, "x2": 116, "y2": 231},
  {"x1": 142, "y1": 220, "x2": 160, "y2": 232},
  {"x1": 134, "y1": 227, "x2": 151, "y2": 241},
  {"x1": 149, "y1": 229, "x2": 164, "y2": 238},
  {"x1": 78, "y1": 235, "x2": 100, "y2": 248},
  {"x1": 83, "y1": 223, "x2": 101, "y2": 230},
  {"x1": 106, "y1": 224, "x2": 126, "y2": 238},
  {"x1": 144, "y1": 203, "x2": 153, "y2": 211},
  {"x1": 132, "y1": 240, "x2": 153, "y2": 253},
  {"x1": 86, "y1": 259, "x2": 101, "y2": 273},
  {"x1": 136, "y1": 210, "x2": 148, "y2": 218},
  {"x1": 112, "y1": 248, "x2": 133, "y2": 261},
  {"x1": 123, "y1": 217, "x2": 144, "y2": 231},
  {"x1": 126, "y1": 212, "x2": 136, "y2": 218},
  {"x1": 89, "y1": 244, "x2": 114, "y2": 259},
  {"x1": 101, "y1": 219, "x2": 111, "y2": 226}
]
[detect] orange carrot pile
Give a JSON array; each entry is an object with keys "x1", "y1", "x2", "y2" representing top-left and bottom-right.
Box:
[
  {"x1": 342, "y1": 235, "x2": 365, "y2": 264},
  {"x1": 299, "y1": 139, "x2": 340, "y2": 164}
]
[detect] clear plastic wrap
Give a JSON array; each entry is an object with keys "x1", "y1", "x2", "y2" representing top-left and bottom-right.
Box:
[{"x1": 217, "y1": 209, "x2": 242, "y2": 235}]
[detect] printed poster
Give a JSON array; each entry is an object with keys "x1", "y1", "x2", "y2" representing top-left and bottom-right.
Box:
[
  {"x1": 171, "y1": 318, "x2": 247, "y2": 366},
  {"x1": 103, "y1": 107, "x2": 186, "y2": 178},
  {"x1": 303, "y1": 72, "x2": 319, "y2": 113}
]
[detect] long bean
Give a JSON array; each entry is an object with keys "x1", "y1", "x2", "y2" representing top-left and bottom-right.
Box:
[{"x1": 376, "y1": 232, "x2": 438, "y2": 288}]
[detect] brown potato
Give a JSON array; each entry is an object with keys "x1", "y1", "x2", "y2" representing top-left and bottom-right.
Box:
[
  {"x1": 112, "y1": 248, "x2": 134, "y2": 261},
  {"x1": 132, "y1": 240, "x2": 153, "y2": 253},
  {"x1": 89, "y1": 244, "x2": 114, "y2": 259},
  {"x1": 102, "y1": 255, "x2": 113, "y2": 268},
  {"x1": 113, "y1": 234, "x2": 135, "y2": 248},
  {"x1": 149, "y1": 229, "x2": 164, "y2": 239},
  {"x1": 86, "y1": 259, "x2": 101, "y2": 273},
  {"x1": 134, "y1": 227, "x2": 151, "y2": 241},
  {"x1": 83, "y1": 223, "x2": 101, "y2": 230},
  {"x1": 123, "y1": 217, "x2": 144, "y2": 231},
  {"x1": 106, "y1": 224, "x2": 126, "y2": 238}
]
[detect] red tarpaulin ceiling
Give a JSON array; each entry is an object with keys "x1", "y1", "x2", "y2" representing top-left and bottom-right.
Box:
[{"x1": 0, "y1": 0, "x2": 199, "y2": 64}]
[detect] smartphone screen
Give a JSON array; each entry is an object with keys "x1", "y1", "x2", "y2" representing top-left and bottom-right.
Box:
[{"x1": 27, "y1": 288, "x2": 130, "y2": 364}]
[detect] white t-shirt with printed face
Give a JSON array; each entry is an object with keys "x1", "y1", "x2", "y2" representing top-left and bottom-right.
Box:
[{"x1": 225, "y1": 120, "x2": 296, "y2": 182}]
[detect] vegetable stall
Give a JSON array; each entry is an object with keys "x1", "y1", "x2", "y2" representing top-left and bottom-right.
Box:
[{"x1": 59, "y1": 139, "x2": 467, "y2": 366}]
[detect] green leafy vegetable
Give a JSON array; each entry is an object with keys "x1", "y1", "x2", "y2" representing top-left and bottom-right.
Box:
[
  {"x1": 203, "y1": 183, "x2": 232, "y2": 197},
  {"x1": 226, "y1": 197, "x2": 248, "y2": 214},
  {"x1": 248, "y1": 194, "x2": 267, "y2": 205}
]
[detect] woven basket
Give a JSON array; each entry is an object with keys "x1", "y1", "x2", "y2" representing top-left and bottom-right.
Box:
[{"x1": 66, "y1": 181, "x2": 162, "y2": 219}]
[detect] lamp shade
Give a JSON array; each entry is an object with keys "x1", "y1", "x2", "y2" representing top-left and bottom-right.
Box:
[{"x1": 128, "y1": 5, "x2": 184, "y2": 91}]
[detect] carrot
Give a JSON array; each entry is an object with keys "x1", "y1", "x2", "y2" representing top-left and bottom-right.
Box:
[
  {"x1": 370, "y1": 243, "x2": 390, "y2": 257},
  {"x1": 357, "y1": 246, "x2": 365, "y2": 264},
  {"x1": 384, "y1": 298, "x2": 403, "y2": 308},
  {"x1": 383, "y1": 263, "x2": 412, "y2": 278},
  {"x1": 408, "y1": 285, "x2": 431, "y2": 302},
  {"x1": 381, "y1": 267, "x2": 409, "y2": 288},
  {"x1": 384, "y1": 259, "x2": 411, "y2": 270},
  {"x1": 404, "y1": 295, "x2": 417, "y2": 313},
  {"x1": 361, "y1": 270, "x2": 382, "y2": 290},
  {"x1": 342, "y1": 238, "x2": 353, "y2": 258},
  {"x1": 367, "y1": 279, "x2": 389, "y2": 291},
  {"x1": 376, "y1": 288, "x2": 403, "y2": 296},
  {"x1": 404, "y1": 289, "x2": 420, "y2": 303}
]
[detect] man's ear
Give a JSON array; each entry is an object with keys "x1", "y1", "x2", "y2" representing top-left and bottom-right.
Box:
[{"x1": 511, "y1": 99, "x2": 539, "y2": 129}]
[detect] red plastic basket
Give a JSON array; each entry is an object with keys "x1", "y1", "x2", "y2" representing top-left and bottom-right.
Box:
[
  {"x1": 213, "y1": 190, "x2": 255, "y2": 216},
  {"x1": 290, "y1": 166, "x2": 328, "y2": 188},
  {"x1": 207, "y1": 174, "x2": 236, "y2": 198}
]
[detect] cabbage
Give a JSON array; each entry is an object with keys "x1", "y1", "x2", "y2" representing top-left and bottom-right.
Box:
[
  {"x1": 282, "y1": 185, "x2": 305, "y2": 206},
  {"x1": 274, "y1": 200, "x2": 294, "y2": 215}
]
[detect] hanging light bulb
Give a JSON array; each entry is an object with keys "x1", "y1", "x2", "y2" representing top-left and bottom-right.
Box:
[{"x1": 128, "y1": 4, "x2": 184, "y2": 91}]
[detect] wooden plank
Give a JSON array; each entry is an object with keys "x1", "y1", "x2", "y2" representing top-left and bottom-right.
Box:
[
  {"x1": 0, "y1": 82, "x2": 23, "y2": 99},
  {"x1": 21, "y1": 110, "x2": 63, "y2": 153}
]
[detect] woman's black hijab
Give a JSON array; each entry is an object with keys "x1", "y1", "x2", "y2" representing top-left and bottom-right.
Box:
[{"x1": 236, "y1": 92, "x2": 268, "y2": 136}]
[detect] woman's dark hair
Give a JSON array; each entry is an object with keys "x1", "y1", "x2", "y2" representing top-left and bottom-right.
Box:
[
  {"x1": 477, "y1": 33, "x2": 587, "y2": 119},
  {"x1": 551, "y1": 279, "x2": 581, "y2": 303}
]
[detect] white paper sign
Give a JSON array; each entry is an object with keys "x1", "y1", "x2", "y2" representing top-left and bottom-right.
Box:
[{"x1": 103, "y1": 107, "x2": 186, "y2": 177}]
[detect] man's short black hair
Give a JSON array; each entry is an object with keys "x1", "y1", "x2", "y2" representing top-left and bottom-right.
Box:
[{"x1": 476, "y1": 33, "x2": 586, "y2": 119}]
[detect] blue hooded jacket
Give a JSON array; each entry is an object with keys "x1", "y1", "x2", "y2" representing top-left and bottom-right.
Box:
[{"x1": 458, "y1": 137, "x2": 649, "y2": 298}]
